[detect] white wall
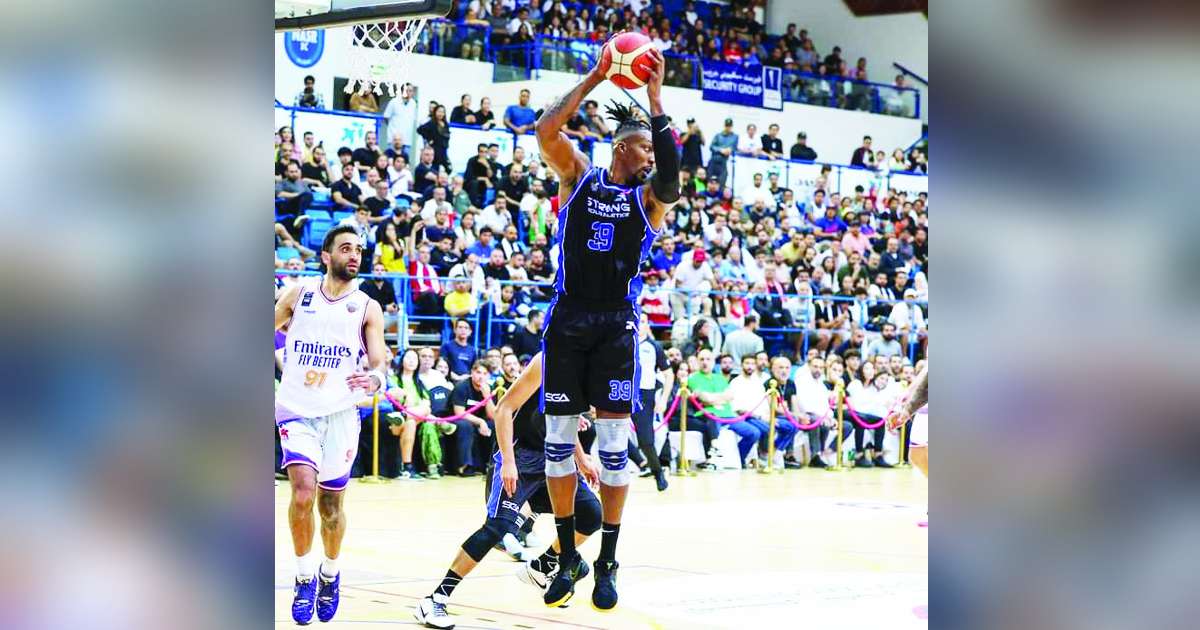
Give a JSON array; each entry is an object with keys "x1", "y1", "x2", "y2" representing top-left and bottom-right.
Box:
[
  {"x1": 765, "y1": 0, "x2": 927, "y2": 124},
  {"x1": 276, "y1": 27, "x2": 923, "y2": 163}
]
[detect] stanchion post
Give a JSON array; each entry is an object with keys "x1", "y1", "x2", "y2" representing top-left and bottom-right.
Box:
[
  {"x1": 760, "y1": 380, "x2": 779, "y2": 474},
  {"x1": 896, "y1": 416, "x2": 911, "y2": 468},
  {"x1": 678, "y1": 385, "x2": 695, "y2": 476},
  {"x1": 826, "y1": 383, "x2": 848, "y2": 472},
  {"x1": 360, "y1": 392, "x2": 387, "y2": 484}
]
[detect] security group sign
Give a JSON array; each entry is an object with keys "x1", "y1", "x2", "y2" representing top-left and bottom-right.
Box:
[{"x1": 701, "y1": 61, "x2": 784, "y2": 111}]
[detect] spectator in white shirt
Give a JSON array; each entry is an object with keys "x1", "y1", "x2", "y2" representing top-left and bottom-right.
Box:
[
  {"x1": 672, "y1": 248, "x2": 716, "y2": 318},
  {"x1": 477, "y1": 196, "x2": 512, "y2": 235},
  {"x1": 382, "y1": 83, "x2": 419, "y2": 157},
  {"x1": 703, "y1": 213, "x2": 734, "y2": 249},
  {"x1": 737, "y1": 124, "x2": 764, "y2": 157},
  {"x1": 843, "y1": 363, "x2": 893, "y2": 467},
  {"x1": 745, "y1": 172, "x2": 776, "y2": 209},
  {"x1": 792, "y1": 356, "x2": 835, "y2": 467},
  {"x1": 447, "y1": 253, "x2": 487, "y2": 298},
  {"x1": 888, "y1": 288, "x2": 926, "y2": 354},
  {"x1": 420, "y1": 186, "x2": 454, "y2": 223},
  {"x1": 387, "y1": 154, "x2": 414, "y2": 198}
]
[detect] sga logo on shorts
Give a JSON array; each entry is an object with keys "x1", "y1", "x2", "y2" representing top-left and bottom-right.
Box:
[{"x1": 544, "y1": 392, "x2": 570, "y2": 403}]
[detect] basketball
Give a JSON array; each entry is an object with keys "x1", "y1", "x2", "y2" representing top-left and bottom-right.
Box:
[{"x1": 601, "y1": 32, "x2": 657, "y2": 89}]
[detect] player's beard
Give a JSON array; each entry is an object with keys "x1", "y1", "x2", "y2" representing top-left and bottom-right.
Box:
[{"x1": 330, "y1": 258, "x2": 358, "y2": 282}]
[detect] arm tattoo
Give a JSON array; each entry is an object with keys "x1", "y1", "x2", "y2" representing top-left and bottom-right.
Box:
[{"x1": 903, "y1": 367, "x2": 928, "y2": 416}]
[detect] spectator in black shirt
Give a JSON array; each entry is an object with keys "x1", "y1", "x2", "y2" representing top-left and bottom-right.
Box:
[
  {"x1": 850, "y1": 135, "x2": 872, "y2": 167},
  {"x1": 680, "y1": 117, "x2": 705, "y2": 172},
  {"x1": 790, "y1": 131, "x2": 818, "y2": 161},
  {"x1": 464, "y1": 143, "x2": 494, "y2": 208},
  {"x1": 508, "y1": 308, "x2": 543, "y2": 361},
  {"x1": 823, "y1": 46, "x2": 843, "y2": 73},
  {"x1": 497, "y1": 162, "x2": 528, "y2": 208},
  {"x1": 330, "y1": 162, "x2": 363, "y2": 211},
  {"x1": 474, "y1": 96, "x2": 496, "y2": 130},
  {"x1": 482, "y1": 249, "x2": 510, "y2": 282},
  {"x1": 429, "y1": 234, "x2": 462, "y2": 275},
  {"x1": 360, "y1": 262, "x2": 400, "y2": 332},
  {"x1": 351, "y1": 131, "x2": 381, "y2": 177},
  {"x1": 761, "y1": 123, "x2": 784, "y2": 159},
  {"x1": 412, "y1": 146, "x2": 439, "y2": 199},
  {"x1": 362, "y1": 180, "x2": 394, "y2": 221},
  {"x1": 301, "y1": 145, "x2": 332, "y2": 188},
  {"x1": 449, "y1": 93, "x2": 478, "y2": 125},
  {"x1": 417, "y1": 104, "x2": 452, "y2": 171}
]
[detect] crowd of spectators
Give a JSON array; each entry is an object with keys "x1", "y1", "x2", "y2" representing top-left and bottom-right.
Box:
[{"x1": 275, "y1": 74, "x2": 929, "y2": 480}]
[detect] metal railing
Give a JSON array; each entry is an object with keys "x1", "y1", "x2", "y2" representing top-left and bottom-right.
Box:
[{"x1": 275, "y1": 269, "x2": 928, "y2": 362}]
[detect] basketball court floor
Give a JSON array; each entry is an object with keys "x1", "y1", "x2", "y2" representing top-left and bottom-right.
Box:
[{"x1": 275, "y1": 467, "x2": 928, "y2": 628}]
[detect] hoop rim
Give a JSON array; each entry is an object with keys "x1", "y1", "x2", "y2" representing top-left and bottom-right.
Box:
[{"x1": 275, "y1": 0, "x2": 452, "y2": 32}]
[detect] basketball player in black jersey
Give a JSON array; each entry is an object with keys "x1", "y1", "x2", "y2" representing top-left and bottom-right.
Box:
[
  {"x1": 530, "y1": 45, "x2": 679, "y2": 611},
  {"x1": 414, "y1": 353, "x2": 604, "y2": 629}
]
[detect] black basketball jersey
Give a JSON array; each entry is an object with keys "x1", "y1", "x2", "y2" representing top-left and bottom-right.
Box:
[
  {"x1": 512, "y1": 395, "x2": 545, "y2": 452},
  {"x1": 553, "y1": 167, "x2": 657, "y2": 304}
]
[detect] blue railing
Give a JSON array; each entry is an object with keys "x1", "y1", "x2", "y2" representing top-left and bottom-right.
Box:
[
  {"x1": 275, "y1": 269, "x2": 928, "y2": 362},
  {"x1": 401, "y1": 25, "x2": 921, "y2": 119},
  {"x1": 892, "y1": 62, "x2": 928, "y2": 86}
]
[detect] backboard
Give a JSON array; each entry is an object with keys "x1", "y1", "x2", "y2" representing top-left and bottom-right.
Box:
[{"x1": 275, "y1": 0, "x2": 453, "y2": 31}]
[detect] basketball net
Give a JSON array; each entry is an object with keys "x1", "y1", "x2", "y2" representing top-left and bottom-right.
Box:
[{"x1": 345, "y1": 19, "x2": 428, "y2": 97}]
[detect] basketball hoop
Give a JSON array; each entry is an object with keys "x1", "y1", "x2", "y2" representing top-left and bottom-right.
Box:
[{"x1": 345, "y1": 19, "x2": 428, "y2": 97}]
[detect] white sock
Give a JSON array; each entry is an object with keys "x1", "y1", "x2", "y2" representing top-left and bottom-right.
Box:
[
  {"x1": 297, "y1": 550, "x2": 319, "y2": 579},
  {"x1": 321, "y1": 556, "x2": 339, "y2": 578}
]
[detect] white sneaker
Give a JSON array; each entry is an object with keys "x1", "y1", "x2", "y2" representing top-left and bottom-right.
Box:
[
  {"x1": 413, "y1": 594, "x2": 455, "y2": 629},
  {"x1": 500, "y1": 533, "x2": 530, "y2": 561},
  {"x1": 516, "y1": 559, "x2": 552, "y2": 591},
  {"x1": 524, "y1": 531, "x2": 543, "y2": 549}
]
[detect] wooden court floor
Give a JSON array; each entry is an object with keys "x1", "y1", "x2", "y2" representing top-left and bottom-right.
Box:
[{"x1": 275, "y1": 466, "x2": 928, "y2": 629}]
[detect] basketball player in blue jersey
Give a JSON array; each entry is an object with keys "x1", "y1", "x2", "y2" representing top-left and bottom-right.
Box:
[
  {"x1": 530, "y1": 45, "x2": 679, "y2": 611},
  {"x1": 414, "y1": 353, "x2": 605, "y2": 628},
  {"x1": 275, "y1": 225, "x2": 389, "y2": 625}
]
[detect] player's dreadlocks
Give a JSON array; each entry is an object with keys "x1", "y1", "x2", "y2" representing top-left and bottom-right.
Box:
[{"x1": 605, "y1": 100, "x2": 650, "y2": 141}]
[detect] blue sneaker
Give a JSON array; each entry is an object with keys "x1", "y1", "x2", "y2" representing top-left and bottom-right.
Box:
[
  {"x1": 316, "y1": 572, "x2": 340, "y2": 622},
  {"x1": 292, "y1": 576, "x2": 317, "y2": 625}
]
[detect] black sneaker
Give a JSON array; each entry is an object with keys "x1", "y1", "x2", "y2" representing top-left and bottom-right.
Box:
[
  {"x1": 638, "y1": 467, "x2": 654, "y2": 478},
  {"x1": 783, "y1": 458, "x2": 803, "y2": 469},
  {"x1": 696, "y1": 462, "x2": 717, "y2": 471},
  {"x1": 591, "y1": 559, "x2": 619, "y2": 611},
  {"x1": 872, "y1": 456, "x2": 893, "y2": 468},
  {"x1": 854, "y1": 455, "x2": 874, "y2": 468},
  {"x1": 543, "y1": 552, "x2": 588, "y2": 608},
  {"x1": 808, "y1": 455, "x2": 828, "y2": 469},
  {"x1": 654, "y1": 469, "x2": 669, "y2": 492}
]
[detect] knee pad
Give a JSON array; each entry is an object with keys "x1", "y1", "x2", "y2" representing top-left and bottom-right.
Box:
[
  {"x1": 594, "y1": 418, "x2": 632, "y2": 487},
  {"x1": 544, "y1": 414, "x2": 579, "y2": 477},
  {"x1": 462, "y1": 520, "x2": 507, "y2": 562},
  {"x1": 573, "y1": 495, "x2": 602, "y2": 536}
]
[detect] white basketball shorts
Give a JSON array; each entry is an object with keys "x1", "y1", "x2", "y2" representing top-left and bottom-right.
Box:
[
  {"x1": 277, "y1": 406, "x2": 361, "y2": 491},
  {"x1": 909, "y1": 408, "x2": 928, "y2": 447}
]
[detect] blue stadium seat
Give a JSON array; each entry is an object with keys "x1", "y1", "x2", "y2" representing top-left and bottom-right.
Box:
[
  {"x1": 332, "y1": 210, "x2": 353, "y2": 223},
  {"x1": 305, "y1": 218, "x2": 334, "y2": 250},
  {"x1": 276, "y1": 246, "x2": 300, "y2": 261},
  {"x1": 484, "y1": 188, "x2": 495, "y2": 205}
]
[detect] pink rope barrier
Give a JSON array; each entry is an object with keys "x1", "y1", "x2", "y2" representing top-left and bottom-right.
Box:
[
  {"x1": 777, "y1": 403, "x2": 828, "y2": 430},
  {"x1": 686, "y1": 393, "x2": 770, "y2": 424},
  {"x1": 651, "y1": 394, "x2": 683, "y2": 432},
  {"x1": 842, "y1": 397, "x2": 886, "y2": 429},
  {"x1": 383, "y1": 390, "x2": 495, "y2": 423}
]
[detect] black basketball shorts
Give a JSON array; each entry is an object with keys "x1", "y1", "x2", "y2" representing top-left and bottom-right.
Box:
[{"x1": 539, "y1": 298, "x2": 638, "y2": 416}]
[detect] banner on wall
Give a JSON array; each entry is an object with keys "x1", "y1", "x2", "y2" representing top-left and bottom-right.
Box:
[
  {"x1": 838, "y1": 166, "x2": 884, "y2": 199},
  {"x1": 730, "y1": 155, "x2": 786, "y2": 203},
  {"x1": 786, "y1": 161, "x2": 826, "y2": 209},
  {"x1": 701, "y1": 61, "x2": 783, "y2": 111},
  {"x1": 888, "y1": 172, "x2": 928, "y2": 198},
  {"x1": 448, "y1": 126, "x2": 515, "y2": 176},
  {"x1": 292, "y1": 109, "x2": 380, "y2": 154}
]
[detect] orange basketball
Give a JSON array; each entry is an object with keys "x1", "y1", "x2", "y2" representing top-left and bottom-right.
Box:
[{"x1": 600, "y1": 32, "x2": 656, "y2": 89}]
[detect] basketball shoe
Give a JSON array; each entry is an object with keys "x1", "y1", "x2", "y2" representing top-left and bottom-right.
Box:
[
  {"x1": 291, "y1": 576, "x2": 317, "y2": 625},
  {"x1": 413, "y1": 593, "x2": 455, "y2": 629},
  {"x1": 543, "y1": 552, "x2": 589, "y2": 607},
  {"x1": 316, "y1": 572, "x2": 340, "y2": 622},
  {"x1": 591, "y1": 560, "x2": 619, "y2": 611}
]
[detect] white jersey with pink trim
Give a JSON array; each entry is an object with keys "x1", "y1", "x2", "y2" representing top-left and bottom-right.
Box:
[
  {"x1": 276, "y1": 276, "x2": 370, "y2": 420},
  {"x1": 910, "y1": 404, "x2": 928, "y2": 446}
]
